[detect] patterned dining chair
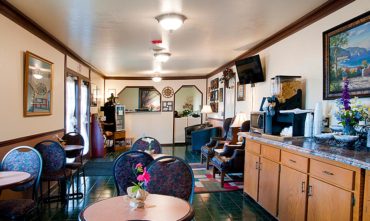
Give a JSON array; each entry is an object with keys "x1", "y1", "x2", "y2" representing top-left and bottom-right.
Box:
[
  {"x1": 62, "y1": 132, "x2": 86, "y2": 196},
  {"x1": 0, "y1": 146, "x2": 42, "y2": 220},
  {"x1": 113, "y1": 151, "x2": 154, "y2": 196},
  {"x1": 34, "y1": 140, "x2": 72, "y2": 203},
  {"x1": 131, "y1": 137, "x2": 162, "y2": 154},
  {"x1": 146, "y1": 156, "x2": 195, "y2": 203}
]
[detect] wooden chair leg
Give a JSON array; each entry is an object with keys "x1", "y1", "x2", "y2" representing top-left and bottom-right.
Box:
[
  {"x1": 212, "y1": 166, "x2": 216, "y2": 178},
  {"x1": 206, "y1": 157, "x2": 210, "y2": 170},
  {"x1": 221, "y1": 171, "x2": 225, "y2": 188},
  {"x1": 200, "y1": 153, "x2": 204, "y2": 164}
]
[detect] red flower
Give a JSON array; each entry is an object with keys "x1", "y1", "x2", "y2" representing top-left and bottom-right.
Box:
[{"x1": 137, "y1": 167, "x2": 151, "y2": 185}]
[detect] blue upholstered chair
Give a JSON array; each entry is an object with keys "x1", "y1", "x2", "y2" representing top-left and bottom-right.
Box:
[
  {"x1": 113, "y1": 151, "x2": 154, "y2": 196},
  {"x1": 131, "y1": 137, "x2": 162, "y2": 154},
  {"x1": 190, "y1": 127, "x2": 221, "y2": 151},
  {"x1": 0, "y1": 146, "x2": 42, "y2": 220},
  {"x1": 146, "y1": 156, "x2": 194, "y2": 203},
  {"x1": 34, "y1": 140, "x2": 72, "y2": 203}
]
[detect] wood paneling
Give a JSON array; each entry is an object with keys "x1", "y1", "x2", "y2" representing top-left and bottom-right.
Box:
[
  {"x1": 279, "y1": 165, "x2": 307, "y2": 221},
  {"x1": 247, "y1": 141, "x2": 261, "y2": 155},
  {"x1": 0, "y1": 129, "x2": 64, "y2": 148},
  {"x1": 261, "y1": 145, "x2": 280, "y2": 162},
  {"x1": 307, "y1": 177, "x2": 352, "y2": 221}
]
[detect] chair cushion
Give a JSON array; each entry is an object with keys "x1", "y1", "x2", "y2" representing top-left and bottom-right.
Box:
[
  {"x1": 201, "y1": 145, "x2": 214, "y2": 156},
  {"x1": 0, "y1": 199, "x2": 35, "y2": 219},
  {"x1": 42, "y1": 169, "x2": 72, "y2": 181},
  {"x1": 211, "y1": 156, "x2": 230, "y2": 171}
]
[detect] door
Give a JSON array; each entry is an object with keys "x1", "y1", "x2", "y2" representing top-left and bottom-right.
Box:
[
  {"x1": 244, "y1": 152, "x2": 260, "y2": 201},
  {"x1": 307, "y1": 177, "x2": 352, "y2": 221},
  {"x1": 278, "y1": 166, "x2": 307, "y2": 221},
  {"x1": 258, "y1": 157, "x2": 280, "y2": 216}
]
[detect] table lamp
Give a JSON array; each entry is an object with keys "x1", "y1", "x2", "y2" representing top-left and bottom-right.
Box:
[
  {"x1": 201, "y1": 105, "x2": 213, "y2": 123},
  {"x1": 230, "y1": 112, "x2": 247, "y2": 144}
]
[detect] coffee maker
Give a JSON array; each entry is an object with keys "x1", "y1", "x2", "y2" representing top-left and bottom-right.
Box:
[{"x1": 263, "y1": 76, "x2": 306, "y2": 136}]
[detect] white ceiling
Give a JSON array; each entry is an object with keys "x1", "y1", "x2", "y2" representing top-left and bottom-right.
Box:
[{"x1": 8, "y1": 0, "x2": 327, "y2": 77}]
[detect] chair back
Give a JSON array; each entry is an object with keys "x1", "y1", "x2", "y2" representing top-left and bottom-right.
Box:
[
  {"x1": 146, "y1": 156, "x2": 194, "y2": 203},
  {"x1": 1, "y1": 146, "x2": 42, "y2": 199},
  {"x1": 34, "y1": 140, "x2": 66, "y2": 173},
  {"x1": 113, "y1": 151, "x2": 154, "y2": 196},
  {"x1": 62, "y1": 132, "x2": 84, "y2": 146},
  {"x1": 131, "y1": 137, "x2": 162, "y2": 154}
]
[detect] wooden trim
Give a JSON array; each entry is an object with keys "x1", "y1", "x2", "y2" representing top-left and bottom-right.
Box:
[
  {"x1": 206, "y1": 0, "x2": 355, "y2": 78},
  {"x1": 66, "y1": 68, "x2": 90, "y2": 82},
  {"x1": 0, "y1": 129, "x2": 64, "y2": 147},
  {"x1": 0, "y1": 1, "x2": 105, "y2": 77},
  {"x1": 105, "y1": 76, "x2": 207, "y2": 80},
  {"x1": 64, "y1": 54, "x2": 67, "y2": 133}
]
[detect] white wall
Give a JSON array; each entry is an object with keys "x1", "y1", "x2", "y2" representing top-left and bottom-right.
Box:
[
  {"x1": 105, "y1": 79, "x2": 207, "y2": 143},
  {"x1": 90, "y1": 71, "x2": 104, "y2": 115},
  {"x1": 231, "y1": 0, "x2": 370, "y2": 123},
  {"x1": 0, "y1": 14, "x2": 65, "y2": 141},
  {"x1": 66, "y1": 56, "x2": 89, "y2": 78}
]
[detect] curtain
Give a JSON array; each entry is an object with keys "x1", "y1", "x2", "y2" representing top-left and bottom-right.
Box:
[
  {"x1": 66, "y1": 76, "x2": 76, "y2": 133},
  {"x1": 80, "y1": 83, "x2": 89, "y2": 155}
]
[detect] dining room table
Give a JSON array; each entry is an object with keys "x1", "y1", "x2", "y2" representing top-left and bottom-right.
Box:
[
  {"x1": 79, "y1": 194, "x2": 195, "y2": 221},
  {"x1": 0, "y1": 171, "x2": 33, "y2": 192}
]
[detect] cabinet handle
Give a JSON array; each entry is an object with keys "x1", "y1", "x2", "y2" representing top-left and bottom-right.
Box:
[
  {"x1": 307, "y1": 185, "x2": 313, "y2": 196},
  {"x1": 323, "y1": 170, "x2": 334, "y2": 176},
  {"x1": 301, "y1": 181, "x2": 305, "y2": 193},
  {"x1": 289, "y1": 159, "x2": 297, "y2": 163},
  {"x1": 255, "y1": 162, "x2": 259, "y2": 170}
]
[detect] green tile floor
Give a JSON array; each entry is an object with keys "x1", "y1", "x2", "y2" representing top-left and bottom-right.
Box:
[{"x1": 29, "y1": 146, "x2": 275, "y2": 221}]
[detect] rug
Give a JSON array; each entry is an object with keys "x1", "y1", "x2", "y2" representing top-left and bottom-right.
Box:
[{"x1": 190, "y1": 163, "x2": 243, "y2": 193}]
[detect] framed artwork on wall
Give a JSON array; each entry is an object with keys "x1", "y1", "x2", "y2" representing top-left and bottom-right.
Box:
[
  {"x1": 323, "y1": 11, "x2": 370, "y2": 99},
  {"x1": 210, "y1": 102, "x2": 218, "y2": 113},
  {"x1": 162, "y1": 101, "x2": 173, "y2": 112},
  {"x1": 210, "y1": 78, "x2": 219, "y2": 90},
  {"x1": 237, "y1": 82, "x2": 245, "y2": 101},
  {"x1": 24, "y1": 51, "x2": 53, "y2": 117},
  {"x1": 91, "y1": 83, "x2": 98, "y2": 107}
]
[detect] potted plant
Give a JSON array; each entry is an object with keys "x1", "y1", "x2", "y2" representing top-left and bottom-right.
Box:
[{"x1": 219, "y1": 68, "x2": 235, "y2": 89}]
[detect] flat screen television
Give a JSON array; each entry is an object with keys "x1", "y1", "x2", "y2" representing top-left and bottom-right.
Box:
[{"x1": 235, "y1": 54, "x2": 264, "y2": 85}]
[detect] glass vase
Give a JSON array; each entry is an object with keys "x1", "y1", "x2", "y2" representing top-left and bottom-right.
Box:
[{"x1": 343, "y1": 124, "x2": 355, "y2": 135}]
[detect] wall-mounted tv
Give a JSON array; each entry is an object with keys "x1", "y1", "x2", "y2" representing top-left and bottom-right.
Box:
[{"x1": 235, "y1": 54, "x2": 264, "y2": 85}]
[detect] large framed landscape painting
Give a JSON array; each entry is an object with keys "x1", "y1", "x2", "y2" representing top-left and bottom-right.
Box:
[{"x1": 323, "y1": 11, "x2": 370, "y2": 100}]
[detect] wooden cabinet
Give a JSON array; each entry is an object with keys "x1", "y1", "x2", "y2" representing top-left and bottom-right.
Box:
[
  {"x1": 258, "y1": 157, "x2": 280, "y2": 216},
  {"x1": 307, "y1": 177, "x2": 352, "y2": 221},
  {"x1": 279, "y1": 165, "x2": 307, "y2": 221},
  {"x1": 244, "y1": 152, "x2": 260, "y2": 201}
]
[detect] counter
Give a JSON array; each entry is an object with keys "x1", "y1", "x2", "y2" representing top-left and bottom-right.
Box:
[{"x1": 239, "y1": 132, "x2": 370, "y2": 170}]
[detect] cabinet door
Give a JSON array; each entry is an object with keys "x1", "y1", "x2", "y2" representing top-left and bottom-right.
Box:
[
  {"x1": 278, "y1": 166, "x2": 307, "y2": 221},
  {"x1": 244, "y1": 152, "x2": 260, "y2": 201},
  {"x1": 307, "y1": 177, "x2": 352, "y2": 221},
  {"x1": 259, "y1": 157, "x2": 280, "y2": 216}
]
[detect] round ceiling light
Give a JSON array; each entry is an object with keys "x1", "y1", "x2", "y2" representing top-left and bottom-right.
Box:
[
  {"x1": 155, "y1": 13, "x2": 187, "y2": 32},
  {"x1": 154, "y1": 52, "x2": 171, "y2": 63},
  {"x1": 152, "y1": 76, "x2": 162, "y2": 83}
]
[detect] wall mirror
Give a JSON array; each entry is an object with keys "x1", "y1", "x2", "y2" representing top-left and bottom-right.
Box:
[
  {"x1": 117, "y1": 86, "x2": 161, "y2": 112},
  {"x1": 174, "y1": 86, "x2": 203, "y2": 117}
]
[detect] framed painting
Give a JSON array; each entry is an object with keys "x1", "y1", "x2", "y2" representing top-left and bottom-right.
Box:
[
  {"x1": 162, "y1": 101, "x2": 173, "y2": 112},
  {"x1": 323, "y1": 11, "x2": 370, "y2": 99},
  {"x1": 237, "y1": 82, "x2": 245, "y2": 101},
  {"x1": 219, "y1": 88, "x2": 223, "y2": 102},
  {"x1": 24, "y1": 51, "x2": 53, "y2": 117}
]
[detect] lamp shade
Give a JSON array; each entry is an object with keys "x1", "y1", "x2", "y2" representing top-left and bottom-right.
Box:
[
  {"x1": 231, "y1": 112, "x2": 247, "y2": 128},
  {"x1": 201, "y1": 105, "x2": 212, "y2": 114}
]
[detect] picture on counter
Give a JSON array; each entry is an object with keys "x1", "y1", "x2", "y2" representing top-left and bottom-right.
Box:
[
  {"x1": 162, "y1": 101, "x2": 173, "y2": 112},
  {"x1": 237, "y1": 82, "x2": 245, "y2": 101},
  {"x1": 219, "y1": 88, "x2": 223, "y2": 102},
  {"x1": 323, "y1": 11, "x2": 370, "y2": 99},
  {"x1": 210, "y1": 78, "x2": 219, "y2": 90},
  {"x1": 24, "y1": 51, "x2": 53, "y2": 117}
]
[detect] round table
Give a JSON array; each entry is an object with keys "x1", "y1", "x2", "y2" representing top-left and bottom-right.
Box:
[
  {"x1": 0, "y1": 171, "x2": 32, "y2": 190},
  {"x1": 79, "y1": 194, "x2": 194, "y2": 221}
]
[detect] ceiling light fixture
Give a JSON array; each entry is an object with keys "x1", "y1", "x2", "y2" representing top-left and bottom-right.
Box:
[
  {"x1": 154, "y1": 52, "x2": 171, "y2": 63},
  {"x1": 152, "y1": 76, "x2": 162, "y2": 83},
  {"x1": 155, "y1": 13, "x2": 187, "y2": 32}
]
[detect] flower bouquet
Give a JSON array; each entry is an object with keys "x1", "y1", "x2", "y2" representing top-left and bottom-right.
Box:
[
  {"x1": 334, "y1": 79, "x2": 368, "y2": 135},
  {"x1": 127, "y1": 163, "x2": 151, "y2": 208}
]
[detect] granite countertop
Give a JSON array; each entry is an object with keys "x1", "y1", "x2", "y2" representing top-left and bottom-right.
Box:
[{"x1": 239, "y1": 132, "x2": 370, "y2": 170}]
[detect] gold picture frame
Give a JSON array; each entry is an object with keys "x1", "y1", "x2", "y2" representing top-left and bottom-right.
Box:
[{"x1": 24, "y1": 51, "x2": 53, "y2": 117}]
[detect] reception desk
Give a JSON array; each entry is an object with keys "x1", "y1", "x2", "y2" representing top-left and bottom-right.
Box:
[{"x1": 239, "y1": 132, "x2": 370, "y2": 221}]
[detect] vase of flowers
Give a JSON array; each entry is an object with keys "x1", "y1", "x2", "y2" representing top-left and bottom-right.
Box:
[
  {"x1": 127, "y1": 163, "x2": 151, "y2": 208},
  {"x1": 335, "y1": 79, "x2": 368, "y2": 135}
]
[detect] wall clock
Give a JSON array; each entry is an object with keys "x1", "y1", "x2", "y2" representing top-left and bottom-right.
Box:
[{"x1": 162, "y1": 86, "x2": 174, "y2": 98}]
